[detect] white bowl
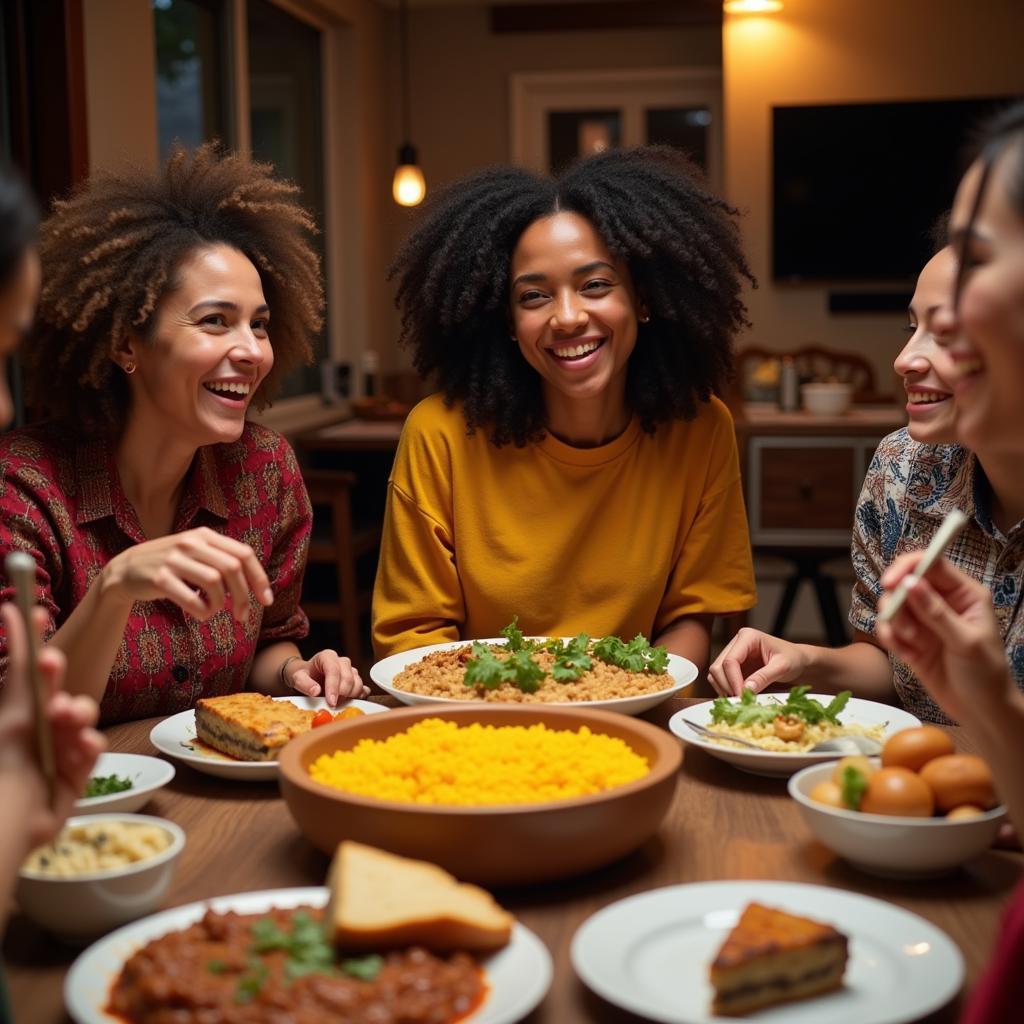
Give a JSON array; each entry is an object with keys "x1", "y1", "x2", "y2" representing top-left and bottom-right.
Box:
[
  {"x1": 789, "y1": 761, "x2": 1006, "y2": 878},
  {"x1": 16, "y1": 814, "x2": 186, "y2": 940},
  {"x1": 74, "y1": 753, "x2": 176, "y2": 815},
  {"x1": 801, "y1": 381, "x2": 853, "y2": 415}
]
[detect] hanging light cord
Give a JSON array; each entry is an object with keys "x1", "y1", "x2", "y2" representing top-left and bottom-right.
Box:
[{"x1": 399, "y1": 0, "x2": 411, "y2": 144}]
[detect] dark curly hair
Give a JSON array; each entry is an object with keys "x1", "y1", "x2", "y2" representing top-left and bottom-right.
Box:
[
  {"x1": 27, "y1": 142, "x2": 323, "y2": 435},
  {"x1": 390, "y1": 146, "x2": 754, "y2": 446}
]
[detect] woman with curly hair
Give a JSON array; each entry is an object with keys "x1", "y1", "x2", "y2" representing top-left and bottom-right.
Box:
[
  {"x1": 0, "y1": 144, "x2": 364, "y2": 723},
  {"x1": 373, "y1": 147, "x2": 757, "y2": 669}
]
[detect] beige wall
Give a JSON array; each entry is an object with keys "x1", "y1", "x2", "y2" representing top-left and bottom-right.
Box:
[
  {"x1": 82, "y1": 0, "x2": 159, "y2": 173},
  {"x1": 723, "y1": 0, "x2": 1024, "y2": 397},
  {"x1": 378, "y1": 4, "x2": 722, "y2": 369}
]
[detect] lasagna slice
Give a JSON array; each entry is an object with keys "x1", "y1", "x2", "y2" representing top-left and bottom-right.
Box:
[
  {"x1": 194, "y1": 692, "x2": 314, "y2": 761},
  {"x1": 709, "y1": 902, "x2": 848, "y2": 1016}
]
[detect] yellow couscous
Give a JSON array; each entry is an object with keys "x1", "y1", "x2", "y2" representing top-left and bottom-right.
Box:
[{"x1": 307, "y1": 718, "x2": 650, "y2": 805}]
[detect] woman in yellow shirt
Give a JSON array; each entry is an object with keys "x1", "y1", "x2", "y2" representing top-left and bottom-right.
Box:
[{"x1": 373, "y1": 148, "x2": 757, "y2": 671}]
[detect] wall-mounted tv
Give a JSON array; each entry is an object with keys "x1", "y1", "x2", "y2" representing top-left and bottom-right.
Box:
[{"x1": 772, "y1": 97, "x2": 1014, "y2": 283}]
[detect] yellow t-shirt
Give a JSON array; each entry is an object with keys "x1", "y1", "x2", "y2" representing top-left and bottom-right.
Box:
[{"x1": 372, "y1": 393, "x2": 755, "y2": 658}]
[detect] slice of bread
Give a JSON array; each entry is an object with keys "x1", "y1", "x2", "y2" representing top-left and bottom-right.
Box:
[{"x1": 326, "y1": 841, "x2": 514, "y2": 953}]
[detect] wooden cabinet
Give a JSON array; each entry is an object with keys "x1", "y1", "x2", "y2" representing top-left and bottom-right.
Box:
[
  {"x1": 736, "y1": 405, "x2": 906, "y2": 547},
  {"x1": 747, "y1": 436, "x2": 881, "y2": 545}
]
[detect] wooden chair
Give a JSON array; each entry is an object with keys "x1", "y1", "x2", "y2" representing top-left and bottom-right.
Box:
[{"x1": 301, "y1": 470, "x2": 382, "y2": 672}]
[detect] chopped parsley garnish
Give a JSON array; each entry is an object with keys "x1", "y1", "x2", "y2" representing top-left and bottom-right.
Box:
[
  {"x1": 231, "y1": 911, "x2": 381, "y2": 1000},
  {"x1": 840, "y1": 764, "x2": 869, "y2": 810},
  {"x1": 709, "y1": 685, "x2": 852, "y2": 726},
  {"x1": 84, "y1": 774, "x2": 134, "y2": 798},
  {"x1": 464, "y1": 622, "x2": 669, "y2": 693}
]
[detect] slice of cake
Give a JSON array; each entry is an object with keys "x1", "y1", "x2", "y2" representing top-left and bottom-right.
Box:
[
  {"x1": 709, "y1": 902, "x2": 848, "y2": 1016},
  {"x1": 326, "y1": 841, "x2": 513, "y2": 953},
  {"x1": 194, "y1": 692, "x2": 314, "y2": 761}
]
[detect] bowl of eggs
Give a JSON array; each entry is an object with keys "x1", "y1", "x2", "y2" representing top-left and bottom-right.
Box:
[
  {"x1": 278, "y1": 704, "x2": 681, "y2": 885},
  {"x1": 788, "y1": 726, "x2": 1005, "y2": 877}
]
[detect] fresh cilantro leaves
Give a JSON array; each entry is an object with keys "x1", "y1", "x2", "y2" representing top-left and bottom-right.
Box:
[
  {"x1": 499, "y1": 615, "x2": 538, "y2": 654},
  {"x1": 340, "y1": 955, "x2": 385, "y2": 981},
  {"x1": 464, "y1": 623, "x2": 669, "y2": 692},
  {"x1": 224, "y1": 911, "x2": 383, "y2": 1002},
  {"x1": 709, "y1": 685, "x2": 853, "y2": 727},
  {"x1": 840, "y1": 764, "x2": 869, "y2": 809},
  {"x1": 593, "y1": 634, "x2": 670, "y2": 674}
]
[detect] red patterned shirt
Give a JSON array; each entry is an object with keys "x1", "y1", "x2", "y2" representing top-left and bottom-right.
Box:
[{"x1": 0, "y1": 421, "x2": 311, "y2": 724}]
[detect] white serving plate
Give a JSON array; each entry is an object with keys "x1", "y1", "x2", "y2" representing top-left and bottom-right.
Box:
[
  {"x1": 65, "y1": 887, "x2": 552, "y2": 1024},
  {"x1": 74, "y1": 753, "x2": 175, "y2": 814},
  {"x1": 571, "y1": 880, "x2": 963, "y2": 1024},
  {"x1": 668, "y1": 694, "x2": 920, "y2": 777},
  {"x1": 371, "y1": 638, "x2": 697, "y2": 716},
  {"x1": 149, "y1": 696, "x2": 389, "y2": 780}
]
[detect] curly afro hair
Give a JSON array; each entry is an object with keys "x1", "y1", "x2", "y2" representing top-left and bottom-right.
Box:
[
  {"x1": 27, "y1": 142, "x2": 323, "y2": 435},
  {"x1": 390, "y1": 146, "x2": 754, "y2": 446}
]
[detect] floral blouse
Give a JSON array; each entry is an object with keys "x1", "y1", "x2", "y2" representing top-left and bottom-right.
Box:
[
  {"x1": 850, "y1": 428, "x2": 1024, "y2": 724},
  {"x1": 0, "y1": 421, "x2": 311, "y2": 724}
]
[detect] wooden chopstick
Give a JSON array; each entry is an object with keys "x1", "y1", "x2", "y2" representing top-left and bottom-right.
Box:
[
  {"x1": 5, "y1": 552, "x2": 56, "y2": 805},
  {"x1": 877, "y1": 508, "x2": 969, "y2": 624}
]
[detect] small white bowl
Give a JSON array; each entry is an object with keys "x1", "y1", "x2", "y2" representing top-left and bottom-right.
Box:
[
  {"x1": 16, "y1": 814, "x2": 186, "y2": 940},
  {"x1": 789, "y1": 762, "x2": 1005, "y2": 878},
  {"x1": 801, "y1": 381, "x2": 853, "y2": 415},
  {"x1": 74, "y1": 753, "x2": 176, "y2": 815}
]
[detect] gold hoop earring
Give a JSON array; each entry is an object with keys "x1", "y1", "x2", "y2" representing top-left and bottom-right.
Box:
[{"x1": 124, "y1": 362, "x2": 136, "y2": 376}]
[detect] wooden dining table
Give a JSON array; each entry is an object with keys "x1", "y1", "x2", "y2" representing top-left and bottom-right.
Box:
[{"x1": 6, "y1": 696, "x2": 1021, "y2": 1024}]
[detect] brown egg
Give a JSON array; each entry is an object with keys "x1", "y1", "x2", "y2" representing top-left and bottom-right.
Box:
[
  {"x1": 919, "y1": 755, "x2": 997, "y2": 813},
  {"x1": 946, "y1": 805, "x2": 985, "y2": 821},
  {"x1": 860, "y1": 767, "x2": 935, "y2": 817},
  {"x1": 809, "y1": 780, "x2": 844, "y2": 808},
  {"x1": 881, "y1": 726, "x2": 955, "y2": 772},
  {"x1": 830, "y1": 755, "x2": 876, "y2": 787}
]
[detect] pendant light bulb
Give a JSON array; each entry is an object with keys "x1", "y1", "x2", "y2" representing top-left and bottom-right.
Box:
[{"x1": 393, "y1": 145, "x2": 426, "y2": 207}]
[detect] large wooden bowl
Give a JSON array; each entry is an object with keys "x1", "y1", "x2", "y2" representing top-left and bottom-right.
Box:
[{"x1": 278, "y1": 704, "x2": 680, "y2": 885}]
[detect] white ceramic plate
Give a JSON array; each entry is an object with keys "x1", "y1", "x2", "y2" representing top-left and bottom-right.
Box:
[
  {"x1": 371, "y1": 638, "x2": 698, "y2": 716},
  {"x1": 668, "y1": 695, "x2": 921, "y2": 777},
  {"x1": 571, "y1": 880, "x2": 963, "y2": 1024},
  {"x1": 148, "y1": 696, "x2": 390, "y2": 780},
  {"x1": 74, "y1": 753, "x2": 176, "y2": 814},
  {"x1": 65, "y1": 886, "x2": 552, "y2": 1024}
]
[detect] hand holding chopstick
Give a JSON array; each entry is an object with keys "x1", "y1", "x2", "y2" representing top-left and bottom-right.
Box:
[
  {"x1": 877, "y1": 509, "x2": 968, "y2": 624},
  {"x1": 4, "y1": 552, "x2": 56, "y2": 805}
]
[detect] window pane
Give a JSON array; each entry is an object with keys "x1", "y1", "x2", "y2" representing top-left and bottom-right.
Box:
[
  {"x1": 645, "y1": 107, "x2": 711, "y2": 171},
  {"x1": 247, "y1": 0, "x2": 326, "y2": 397},
  {"x1": 153, "y1": 0, "x2": 226, "y2": 161},
  {"x1": 547, "y1": 110, "x2": 621, "y2": 174}
]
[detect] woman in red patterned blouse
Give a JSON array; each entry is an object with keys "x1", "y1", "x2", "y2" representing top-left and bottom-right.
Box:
[{"x1": 0, "y1": 144, "x2": 364, "y2": 724}]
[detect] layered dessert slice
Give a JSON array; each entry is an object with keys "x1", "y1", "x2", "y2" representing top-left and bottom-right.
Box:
[
  {"x1": 194, "y1": 692, "x2": 314, "y2": 761},
  {"x1": 709, "y1": 902, "x2": 848, "y2": 1016}
]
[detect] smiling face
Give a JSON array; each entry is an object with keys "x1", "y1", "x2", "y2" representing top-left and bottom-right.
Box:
[
  {"x1": 892, "y1": 247, "x2": 959, "y2": 444},
  {"x1": 121, "y1": 244, "x2": 273, "y2": 448},
  {"x1": 0, "y1": 247, "x2": 40, "y2": 427},
  {"x1": 944, "y1": 147, "x2": 1024, "y2": 456},
  {"x1": 509, "y1": 212, "x2": 640, "y2": 427}
]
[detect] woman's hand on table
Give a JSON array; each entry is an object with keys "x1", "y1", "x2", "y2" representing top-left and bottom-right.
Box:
[
  {"x1": 0, "y1": 605, "x2": 105, "y2": 848},
  {"x1": 283, "y1": 649, "x2": 367, "y2": 706},
  {"x1": 876, "y1": 552, "x2": 1011, "y2": 725},
  {"x1": 707, "y1": 628, "x2": 808, "y2": 696},
  {"x1": 101, "y1": 527, "x2": 273, "y2": 623}
]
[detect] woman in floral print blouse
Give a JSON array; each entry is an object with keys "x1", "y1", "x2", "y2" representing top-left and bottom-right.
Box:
[{"x1": 0, "y1": 144, "x2": 364, "y2": 723}]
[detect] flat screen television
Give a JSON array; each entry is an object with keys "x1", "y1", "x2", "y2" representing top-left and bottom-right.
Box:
[{"x1": 772, "y1": 97, "x2": 1015, "y2": 283}]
